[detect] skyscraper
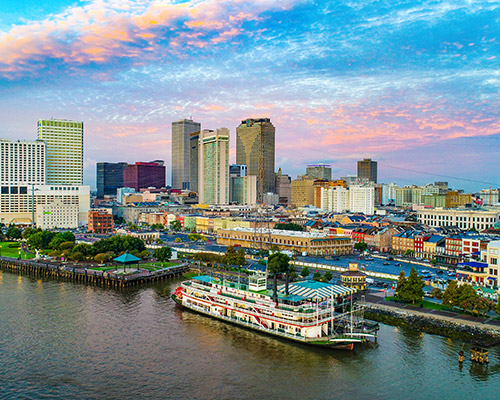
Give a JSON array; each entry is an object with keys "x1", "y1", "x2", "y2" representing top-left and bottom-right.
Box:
[
  {"x1": 123, "y1": 162, "x2": 166, "y2": 191},
  {"x1": 189, "y1": 131, "x2": 200, "y2": 193},
  {"x1": 171, "y1": 119, "x2": 201, "y2": 189},
  {"x1": 96, "y1": 162, "x2": 128, "y2": 198},
  {"x1": 236, "y1": 118, "x2": 275, "y2": 201},
  {"x1": 37, "y1": 119, "x2": 83, "y2": 185},
  {"x1": 306, "y1": 164, "x2": 332, "y2": 181},
  {"x1": 357, "y1": 158, "x2": 377, "y2": 183},
  {"x1": 198, "y1": 128, "x2": 229, "y2": 205}
]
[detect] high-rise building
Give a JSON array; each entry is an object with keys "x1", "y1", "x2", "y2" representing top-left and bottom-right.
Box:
[
  {"x1": 96, "y1": 162, "x2": 128, "y2": 198},
  {"x1": 236, "y1": 118, "x2": 275, "y2": 201},
  {"x1": 306, "y1": 164, "x2": 332, "y2": 181},
  {"x1": 357, "y1": 158, "x2": 377, "y2": 183},
  {"x1": 275, "y1": 168, "x2": 291, "y2": 206},
  {"x1": 350, "y1": 185, "x2": 375, "y2": 215},
  {"x1": 229, "y1": 164, "x2": 247, "y2": 178},
  {"x1": 189, "y1": 131, "x2": 200, "y2": 193},
  {"x1": 124, "y1": 162, "x2": 166, "y2": 191},
  {"x1": 198, "y1": 128, "x2": 230, "y2": 205},
  {"x1": 171, "y1": 119, "x2": 201, "y2": 189},
  {"x1": 37, "y1": 119, "x2": 83, "y2": 185},
  {"x1": 290, "y1": 175, "x2": 316, "y2": 208},
  {"x1": 231, "y1": 176, "x2": 257, "y2": 205}
]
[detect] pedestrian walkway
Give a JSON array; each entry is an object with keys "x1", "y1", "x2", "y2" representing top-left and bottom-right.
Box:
[{"x1": 362, "y1": 293, "x2": 500, "y2": 333}]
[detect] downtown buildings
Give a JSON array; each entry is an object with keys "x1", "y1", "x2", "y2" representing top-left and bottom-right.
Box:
[
  {"x1": 171, "y1": 118, "x2": 201, "y2": 190},
  {"x1": 236, "y1": 118, "x2": 275, "y2": 201},
  {"x1": 198, "y1": 129, "x2": 230, "y2": 205},
  {"x1": 0, "y1": 119, "x2": 90, "y2": 228}
]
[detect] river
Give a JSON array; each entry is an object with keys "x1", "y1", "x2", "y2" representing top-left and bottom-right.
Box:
[{"x1": 0, "y1": 270, "x2": 498, "y2": 400}]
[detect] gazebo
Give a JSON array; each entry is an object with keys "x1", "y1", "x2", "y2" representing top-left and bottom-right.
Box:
[{"x1": 114, "y1": 252, "x2": 141, "y2": 272}]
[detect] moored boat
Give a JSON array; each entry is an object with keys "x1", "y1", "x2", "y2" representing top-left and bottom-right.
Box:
[{"x1": 172, "y1": 272, "x2": 378, "y2": 350}]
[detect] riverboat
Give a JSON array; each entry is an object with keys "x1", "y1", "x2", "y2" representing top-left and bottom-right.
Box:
[{"x1": 172, "y1": 272, "x2": 378, "y2": 350}]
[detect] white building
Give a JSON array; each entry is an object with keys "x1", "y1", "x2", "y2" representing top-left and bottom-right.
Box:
[
  {"x1": 37, "y1": 118, "x2": 84, "y2": 185},
  {"x1": 417, "y1": 208, "x2": 500, "y2": 231},
  {"x1": 198, "y1": 128, "x2": 230, "y2": 205},
  {"x1": 36, "y1": 201, "x2": 79, "y2": 229},
  {"x1": 381, "y1": 183, "x2": 398, "y2": 205},
  {"x1": 321, "y1": 186, "x2": 349, "y2": 213},
  {"x1": 321, "y1": 185, "x2": 374, "y2": 215},
  {"x1": 350, "y1": 185, "x2": 375, "y2": 215},
  {"x1": 0, "y1": 138, "x2": 90, "y2": 227}
]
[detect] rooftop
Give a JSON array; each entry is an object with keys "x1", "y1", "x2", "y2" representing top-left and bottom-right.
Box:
[{"x1": 219, "y1": 227, "x2": 348, "y2": 239}]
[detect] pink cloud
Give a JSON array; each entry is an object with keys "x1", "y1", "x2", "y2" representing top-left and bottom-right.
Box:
[{"x1": 0, "y1": 0, "x2": 303, "y2": 78}]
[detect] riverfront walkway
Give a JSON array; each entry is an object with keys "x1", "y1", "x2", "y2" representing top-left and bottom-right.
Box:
[{"x1": 362, "y1": 291, "x2": 500, "y2": 334}]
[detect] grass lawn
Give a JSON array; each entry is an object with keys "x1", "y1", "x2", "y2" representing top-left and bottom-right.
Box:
[
  {"x1": 140, "y1": 261, "x2": 178, "y2": 272},
  {"x1": 0, "y1": 242, "x2": 35, "y2": 259}
]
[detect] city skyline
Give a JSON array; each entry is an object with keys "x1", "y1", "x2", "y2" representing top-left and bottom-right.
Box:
[{"x1": 0, "y1": 0, "x2": 498, "y2": 191}]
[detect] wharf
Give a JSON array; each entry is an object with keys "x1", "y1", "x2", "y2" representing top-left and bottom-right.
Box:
[{"x1": 0, "y1": 257, "x2": 189, "y2": 288}]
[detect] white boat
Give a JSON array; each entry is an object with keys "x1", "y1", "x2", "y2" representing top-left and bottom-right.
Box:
[{"x1": 172, "y1": 272, "x2": 378, "y2": 350}]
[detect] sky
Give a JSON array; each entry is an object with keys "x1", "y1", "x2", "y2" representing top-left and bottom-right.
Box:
[{"x1": 0, "y1": 0, "x2": 499, "y2": 191}]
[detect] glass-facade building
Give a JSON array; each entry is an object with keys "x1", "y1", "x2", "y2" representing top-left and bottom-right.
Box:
[
  {"x1": 37, "y1": 119, "x2": 83, "y2": 185},
  {"x1": 171, "y1": 119, "x2": 201, "y2": 190}
]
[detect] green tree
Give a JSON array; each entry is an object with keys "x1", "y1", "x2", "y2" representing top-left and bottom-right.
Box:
[
  {"x1": 313, "y1": 271, "x2": 322, "y2": 281},
  {"x1": 70, "y1": 251, "x2": 85, "y2": 262},
  {"x1": 154, "y1": 246, "x2": 172, "y2": 262},
  {"x1": 274, "y1": 223, "x2": 304, "y2": 231},
  {"x1": 442, "y1": 280, "x2": 459, "y2": 307},
  {"x1": 322, "y1": 270, "x2": 333, "y2": 282},
  {"x1": 300, "y1": 266, "x2": 310, "y2": 278},
  {"x1": 94, "y1": 252, "x2": 113, "y2": 263},
  {"x1": 174, "y1": 237, "x2": 181, "y2": 243},
  {"x1": 156, "y1": 238, "x2": 164, "y2": 244},
  {"x1": 72, "y1": 243, "x2": 93, "y2": 258},
  {"x1": 6, "y1": 225, "x2": 21, "y2": 240},
  {"x1": 430, "y1": 287, "x2": 442, "y2": 299},
  {"x1": 268, "y1": 252, "x2": 290, "y2": 301},
  {"x1": 496, "y1": 298, "x2": 500, "y2": 316},
  {"x1": 397, "y1": 267, "x2": 424, "y2": 304},
  {"x1": 457, "y1": 284, "x2": 478, "y2": 312},
  {"x1": 236, "y1": 248, "x2": 246, "y2": 267},
  {"x1": 170, "y1": 220, "x2": 182, "y2": 231},
  {"x1": 354, "y1": 242, "x2": 367, "y2": 252},
  {"x1": 224, "y1": 246, "x2": 237, "y2": 266},
  {"x1": 396, "y1": 270, "x2": 407, "y2": 296}
]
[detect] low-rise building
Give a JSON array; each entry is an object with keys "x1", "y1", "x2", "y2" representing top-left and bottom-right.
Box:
[
  {"x1": 217, "y1": 227, "x2": 352, "y2": 255},
  {"x1": 417, "y1": 207, "x2": 500, "y2": 231},
  {"x1": 36, "y1": 201, "x2": 79, "y2": 230},
  {"x1": 88, "y1": 209, "x2": 114, "y2": 234},
  {"x1": 340, "y1": 262, "x2": 367, "y2": 291}
]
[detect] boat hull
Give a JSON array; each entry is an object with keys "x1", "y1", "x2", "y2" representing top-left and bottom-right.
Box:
[{"x1": 171, "y1": 294, "x2": 364, "y2": 350}]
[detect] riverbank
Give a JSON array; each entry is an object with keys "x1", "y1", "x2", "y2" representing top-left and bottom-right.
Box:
[{"x1": 362, "y1": 295, "x2": 500, "y2": 346}]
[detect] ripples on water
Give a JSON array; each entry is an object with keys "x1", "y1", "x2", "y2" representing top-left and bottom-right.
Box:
[{"x1": 0, "y1": 271, "x2": 499, "y2": 400}]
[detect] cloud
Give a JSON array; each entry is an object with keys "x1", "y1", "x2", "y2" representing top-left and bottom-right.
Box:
[{"x1": 0, "y1": 0, "x2": 302, "y2": 79}]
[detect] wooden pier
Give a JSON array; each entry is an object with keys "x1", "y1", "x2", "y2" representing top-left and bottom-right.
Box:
[{"x1": 0, "y1": 257, "x2": 190, "y2": 288}]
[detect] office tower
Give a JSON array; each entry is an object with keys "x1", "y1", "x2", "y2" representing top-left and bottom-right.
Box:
[
  {"x1": 124, "y1": 162, "x2": 166, "y2": 191},
  {"x1": 306, "y1": 164, "x2": 332, "y2": 181},
  {"x1": 37, "y1": 118, "x2": 83, "y2": 185},
  {"x1": 357, "y1": 158, "x2": 377, "y2": 183},
  {"x1": 198, "y1": 128, "x2": 229, "y2": 205},
  {"x1": 189, "y1": 131, "x2": 200, "y2": 193},
  {"x1": 231, "y1": 176, "x2": 257, "y2": 205},
  {"x1": 171, "y1": 119, "x2": 201, "y2": 189},
  {"x1": 96, "y1": 162, "x2": 128, "y2": 198},
  {"x1": 290, "y1": 175, "x2": 316, "y2": 208},
  {"x1": 236, "y1": 118, "x2": 275, "y2": 201},
  {"x1": 275, "y1": 168, "x2": 291, "y2": 206},
  {"x1": 229, "y1": 164, "x2": 247, "y2": 178}
]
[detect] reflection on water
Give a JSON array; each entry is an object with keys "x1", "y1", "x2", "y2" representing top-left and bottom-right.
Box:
[{"x1": 0, "y1": 272, "x2": 498, "y2": 400}]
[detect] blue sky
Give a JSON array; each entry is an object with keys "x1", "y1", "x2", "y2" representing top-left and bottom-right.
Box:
[{"x1": 0, "y1": 0, "x2": 498, "y2": 191}]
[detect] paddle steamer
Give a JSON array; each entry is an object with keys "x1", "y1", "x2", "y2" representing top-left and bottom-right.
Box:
[{"x1": 172, "y1": 272, "x2": 378, "y2": 350}]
